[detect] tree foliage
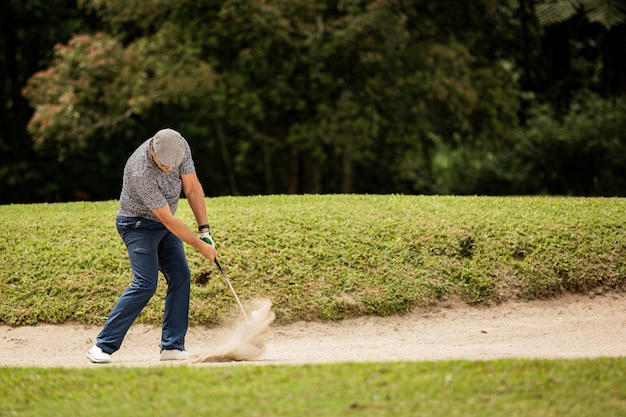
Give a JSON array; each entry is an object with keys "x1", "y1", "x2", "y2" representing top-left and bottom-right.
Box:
[
  {"x1": 0, "y1": 0, "x2": 95, "y2": 202},
  {"x1": 24, "y1": 0, "x2": 519, "y2": 195},
  {"x1": 2, "y1": 0, "x2": 626, "y2": 201},
  {"x1": 23, "y1": 28, "x2": 217, "y2": 149},
  {"x1": 536, "y1": 0, "x2": 626, "y2": 28}
]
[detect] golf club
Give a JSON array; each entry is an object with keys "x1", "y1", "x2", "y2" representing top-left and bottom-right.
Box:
[{"x1": 214, "y1": 258, "x2": 248, "y2": 321}]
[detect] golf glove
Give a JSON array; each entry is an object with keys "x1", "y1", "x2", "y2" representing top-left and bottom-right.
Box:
[{"x1": 200, "y1": 231, "x2": 215, "y2": 247}]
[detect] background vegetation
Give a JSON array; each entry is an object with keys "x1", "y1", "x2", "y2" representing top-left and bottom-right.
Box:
[
  {"x1": 2, "y1": 0, "x2": 626, "y2": 203},
  {"x1": 2, "y1": 195, "x2": 625, "y2": 327}
]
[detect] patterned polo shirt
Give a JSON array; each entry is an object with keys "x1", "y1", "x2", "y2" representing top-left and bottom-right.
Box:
[{"x1": 117, "y1": 137, "x2": 196, "y2": 222}]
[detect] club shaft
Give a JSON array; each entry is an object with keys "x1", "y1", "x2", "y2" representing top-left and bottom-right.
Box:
[{"x1": 215, "y1": 259, "x2": 248, "y2": 320}]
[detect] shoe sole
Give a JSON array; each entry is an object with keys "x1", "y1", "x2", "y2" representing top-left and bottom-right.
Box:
[
  {"x1": 160, "y1": 351, "x2": 189, "y2": 361},
  {"x1": 86, "y1": 353, "x2": 111, "y2": 364}
]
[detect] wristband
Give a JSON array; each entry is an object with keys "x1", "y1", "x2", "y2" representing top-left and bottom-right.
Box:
[{"x1": 198, "y1": 224, "x2": 210, "y2": 232}]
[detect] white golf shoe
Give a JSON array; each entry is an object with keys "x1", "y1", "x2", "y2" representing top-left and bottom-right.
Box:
[
  {"x1": 160, "y1": 349, "x2": 189, "y2": 361},
  {"x1": 87, "y1": 345, "x2": 111, "y2": 364}
]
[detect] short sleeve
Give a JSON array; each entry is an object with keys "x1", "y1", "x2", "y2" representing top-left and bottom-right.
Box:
[{"x1": 179, "y1": 140, "x2": 195, "y2": 175}]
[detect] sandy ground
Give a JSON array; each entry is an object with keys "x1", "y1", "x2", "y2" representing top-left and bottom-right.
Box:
[{"x1": 1, "y1": 293, "x2": 624, "y2": 368}]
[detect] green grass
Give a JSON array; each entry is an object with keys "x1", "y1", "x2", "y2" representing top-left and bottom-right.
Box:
[
  {"x1": 1, "y1": 359, "x2": 625, "y2": 416},
  {"x1": 1, "y1": 195, "x2": 626, "y2": 326}
]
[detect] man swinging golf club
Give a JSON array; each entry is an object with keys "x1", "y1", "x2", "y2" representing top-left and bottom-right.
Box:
[{"x1": 87, "y1": 128, "x2": 217, "y2": 363}]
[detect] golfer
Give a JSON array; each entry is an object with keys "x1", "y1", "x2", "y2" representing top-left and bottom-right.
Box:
[{"x1": 87, "y1": 128, "x2": 217, "y2": 363}]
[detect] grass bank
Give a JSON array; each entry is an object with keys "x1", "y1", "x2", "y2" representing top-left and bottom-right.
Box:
[{"x1": 1, "y1": 195, "x2": 625, "y2": 326}]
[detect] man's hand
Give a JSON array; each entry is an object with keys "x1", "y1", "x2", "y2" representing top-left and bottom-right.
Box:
[{"x1": 198, "y1": 241, "x2": 217, "y2": 262}]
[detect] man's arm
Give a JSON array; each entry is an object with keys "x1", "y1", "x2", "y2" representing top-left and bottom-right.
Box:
[
  {"x1": 181, "y1": 172, "x2": 209, "y2": 231},
  {"x1": 151, "y1": 202, "x2": 217, "y2": 262}
]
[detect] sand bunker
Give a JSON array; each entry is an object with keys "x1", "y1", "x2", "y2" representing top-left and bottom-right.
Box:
[
  {"x1": 1, "y1": 293, "x2": 625, "y2": 368},
  {"x1": 195, "y1": 298, "x2": 276, "y2": 362}
]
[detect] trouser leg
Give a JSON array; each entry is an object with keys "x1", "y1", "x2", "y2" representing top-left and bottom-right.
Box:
[
  {"x1": 96, "y1": 217, "x2": 161, "y2": 354},
  {"x1": 158, "y1": 232, "x2": 190, "y2": 351}
]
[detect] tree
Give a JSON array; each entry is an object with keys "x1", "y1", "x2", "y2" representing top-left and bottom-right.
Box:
[{"x1": 0, "y1": 0, "x2": 94, "y2": 202}]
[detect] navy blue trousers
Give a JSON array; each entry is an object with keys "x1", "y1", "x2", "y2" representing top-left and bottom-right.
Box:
[{"x1": 96, "y1": 217, "x2": 190, "y2": 354}]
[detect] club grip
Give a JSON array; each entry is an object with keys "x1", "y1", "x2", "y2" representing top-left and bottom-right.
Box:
[{"x1": 214, "y1": 258, "x2": 222, "y2": 270}]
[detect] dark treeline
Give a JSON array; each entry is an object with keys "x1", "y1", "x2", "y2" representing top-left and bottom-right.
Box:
[{"x1": 2, "y1": 0, "x2": 626, "y2": 203}]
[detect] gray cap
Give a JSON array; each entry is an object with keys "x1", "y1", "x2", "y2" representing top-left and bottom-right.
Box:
[{"x1": 152, "y1": 128, "x2": 185, "y2": 167}]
